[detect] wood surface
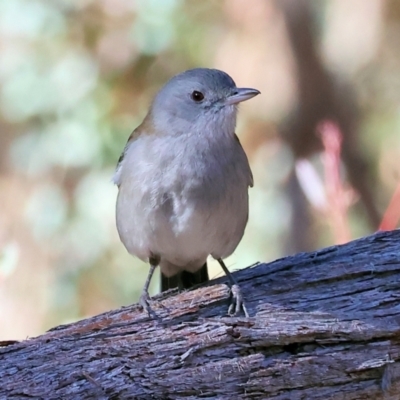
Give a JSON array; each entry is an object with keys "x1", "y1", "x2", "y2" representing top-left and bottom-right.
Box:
[{"x1": 1, "y1": 230, "x2": 400, "y2": 399}]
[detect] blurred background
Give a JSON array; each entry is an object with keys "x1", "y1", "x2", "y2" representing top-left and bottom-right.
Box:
[{"x1": 1, "y1": 0, "x2": 399, "y2": 340}]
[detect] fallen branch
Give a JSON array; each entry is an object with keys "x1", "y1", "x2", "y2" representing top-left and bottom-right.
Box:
[{"x1": 1, "y1": 230, "x2": 400, "y2": 399}]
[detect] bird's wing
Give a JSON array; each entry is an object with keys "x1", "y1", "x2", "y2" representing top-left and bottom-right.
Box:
[
  {"x1": 235, "y1": 133, "x2": 254, "y2": 188},
  {"x1": 113, "y1": 126, "x2": 141, "y2": 186}
]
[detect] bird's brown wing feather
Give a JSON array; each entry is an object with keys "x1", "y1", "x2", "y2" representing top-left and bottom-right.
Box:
[
  {"x1": 115, "y1": 127, "x2": 141, "y2": 173},
  {"x1": 114, "y1": 115, "x2": 155, "y2": 186}
]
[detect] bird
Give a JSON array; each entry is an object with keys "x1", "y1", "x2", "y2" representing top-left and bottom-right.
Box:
[{"x1": 113, "y1": 68, "x2": 260, "y2": 316}]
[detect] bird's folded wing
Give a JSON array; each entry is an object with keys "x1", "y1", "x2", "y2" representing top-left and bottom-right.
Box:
[
  {"x1": 235, "y1": 133, "x2": 254, "y2": 188},
  {"x1": 113, "y1": 126, "x2": 143, "y2": 186}
]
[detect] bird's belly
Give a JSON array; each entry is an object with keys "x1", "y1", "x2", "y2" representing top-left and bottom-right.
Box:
[
  {"x1": 116, "y1": 133, "x2": 251, "y2": 272},
  {"x1": 116, "y1": 172, "x2": 249, "y2": 269}
]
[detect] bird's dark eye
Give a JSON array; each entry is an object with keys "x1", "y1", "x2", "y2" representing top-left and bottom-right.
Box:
[{"x1": 191, "y1": 91, "x2": 204, "y2": 102}]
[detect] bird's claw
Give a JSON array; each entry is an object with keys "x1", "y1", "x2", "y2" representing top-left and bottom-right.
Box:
[
  {"x1": 139, "y1": 291, "x2": 164, "y2": 319},
  {"x1": 228, "y1": 284, "x2": 249, "y2": 317},
  {"x1": 139, "y1": 291, "x2": 151, "y2": 311},
  {"x1": 139, "y1": 291, "x2": 154, "y2": 315}
]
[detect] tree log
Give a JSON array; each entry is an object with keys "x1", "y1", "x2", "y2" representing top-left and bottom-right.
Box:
[{"x1": 1, "y1": 230, "x2": 400, "y2": 399}]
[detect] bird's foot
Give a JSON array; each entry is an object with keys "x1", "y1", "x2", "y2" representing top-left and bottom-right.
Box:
[
  {"x1": 139, "y1": 290, "x2": 151, "y2": 312},
  {"x1": 139, "y1": 291, "x2": 157, "y2": 317},
  {"x1": 228, "y1": 284, "x2": 249, "y2": 317}
]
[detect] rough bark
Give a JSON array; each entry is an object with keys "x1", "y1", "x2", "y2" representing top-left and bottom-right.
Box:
[{"x1": 1, "y1": 230, "x2": 400, "y2": 399}]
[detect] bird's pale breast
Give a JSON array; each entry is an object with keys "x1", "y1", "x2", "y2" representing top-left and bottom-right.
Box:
[{"x1": 115, "y1": 131, "x2": 251, "y2": 276}]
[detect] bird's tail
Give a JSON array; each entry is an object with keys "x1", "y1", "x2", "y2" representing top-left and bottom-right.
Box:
[{"x1": 160, "y1": 262, "x2": 209, "y2": 292}]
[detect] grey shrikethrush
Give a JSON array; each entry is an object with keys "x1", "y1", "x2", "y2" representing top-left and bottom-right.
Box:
[{"x1": 113, "y1": 68, "x2": 260, "y2": 317}]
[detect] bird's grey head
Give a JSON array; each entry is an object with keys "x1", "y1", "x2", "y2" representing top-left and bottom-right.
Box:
[{"x1": 149, "y1": 68, "x2": 260, "y2": 136}]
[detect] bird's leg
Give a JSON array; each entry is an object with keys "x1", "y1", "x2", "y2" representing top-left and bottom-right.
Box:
[
  {"x1": 139, "y1": 255, "x2": 159, "y2": 315},
  {"x1": 217, "y1": 258, "x2": 249, "y2": 317}
]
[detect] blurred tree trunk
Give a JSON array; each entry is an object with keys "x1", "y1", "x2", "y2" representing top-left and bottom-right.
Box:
[
  {"x1": 1, "y1": 230, "x2": 400, "y2": 399},
  {"x1": 279, "y1": 0, "x2": 380, "y2": 253}
]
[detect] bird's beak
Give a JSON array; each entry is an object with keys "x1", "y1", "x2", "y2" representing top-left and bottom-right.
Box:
[{"x1": 224, "y1": 88, "x2": 261, "y2": 106}]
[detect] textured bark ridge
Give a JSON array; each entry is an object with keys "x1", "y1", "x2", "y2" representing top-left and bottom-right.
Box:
[{"x1": 2, "y1": 230, "x2": 400, "y2": 399}]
